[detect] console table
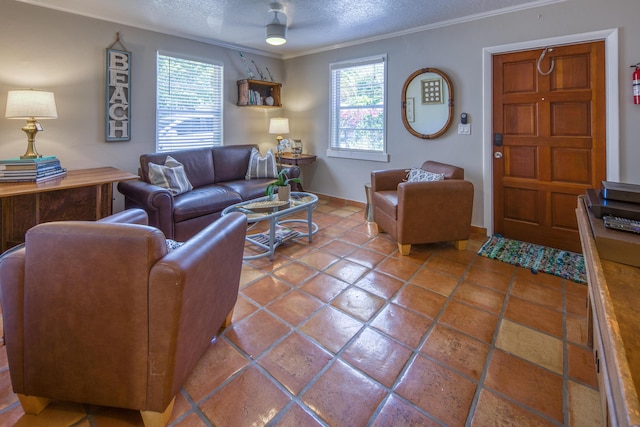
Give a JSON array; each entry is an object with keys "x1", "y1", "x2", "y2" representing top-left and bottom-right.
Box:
[
  {"x1": 278, "y1": 153, "x2": 317, "y2": 166},
  {"x1": 0, "y1": 167, "x2": 138, "y2": 251},
  {"x1": 576, "y1": 195, "x2": 640, "y2": 426}
]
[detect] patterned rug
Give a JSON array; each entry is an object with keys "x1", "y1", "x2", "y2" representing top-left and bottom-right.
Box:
[{"x1": 477, "y1": 235, "x2": 587, "y2": 284}]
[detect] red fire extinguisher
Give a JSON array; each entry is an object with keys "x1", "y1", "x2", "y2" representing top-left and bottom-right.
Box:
[{"x1": 633, "y1": 63, "x2": 640, "y2": 104}]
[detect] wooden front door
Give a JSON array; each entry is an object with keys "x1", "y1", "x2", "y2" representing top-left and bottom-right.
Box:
[{"x1": 492, "y1": 41, "x2": 606, "y2": 252}]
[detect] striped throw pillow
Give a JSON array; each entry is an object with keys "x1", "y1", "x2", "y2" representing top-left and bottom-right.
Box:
[
  {"x1": 245, "y1": 148, "x2": 278, "y2": 179},
  {"x1": 148, "y1": 156, "x2": 193, "y2": 195}
]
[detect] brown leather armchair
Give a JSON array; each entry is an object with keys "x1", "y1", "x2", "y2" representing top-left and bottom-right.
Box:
[
  {"x1": 0, "y1": 208, "x2": 247, "y2": 426},
  {"x1": 371, "y1": 160, "x2": 474, "y2": 255}
]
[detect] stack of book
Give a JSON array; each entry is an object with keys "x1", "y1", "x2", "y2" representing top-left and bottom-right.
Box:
[{"x1": 0, "y1": 156, "x2": 67, "y2": 183}]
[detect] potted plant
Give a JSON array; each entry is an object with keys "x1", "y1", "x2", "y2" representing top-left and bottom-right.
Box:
[{"x1": 266, "y1": 169, "x2": 301, "y2": 201}]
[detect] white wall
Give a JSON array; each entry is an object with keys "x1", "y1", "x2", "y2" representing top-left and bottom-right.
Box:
[
  {"x1": 0, "y1": 0, "x2": 284, "y2": 210},
  {"x1": 284, "y1": 0, "x2": 640, "y2": 230},
  {"x1": 1, "y1": 0, "x2": 639, "y2": 229}
]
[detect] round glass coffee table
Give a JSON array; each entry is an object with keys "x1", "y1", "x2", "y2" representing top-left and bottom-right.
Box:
[{"x1": 221, "y1": 192, "x2": 318, "y2": 260}]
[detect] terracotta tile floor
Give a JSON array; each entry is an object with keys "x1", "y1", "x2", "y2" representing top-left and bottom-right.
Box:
[{"x1": 0, "y1": 198, "x2": 603, "y2": 426}]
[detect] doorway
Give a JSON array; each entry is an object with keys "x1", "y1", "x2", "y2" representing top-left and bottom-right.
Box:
[
  {"x1": 492, "y1": 41, "x2": 606, "y2": 252},
  {"x1": 482, "y1": 29, "x2": 619, "y2": 252}
]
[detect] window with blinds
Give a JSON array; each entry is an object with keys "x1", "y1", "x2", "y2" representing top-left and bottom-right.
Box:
[
  {"x1": 156, "y1": 54, "x2": 223, "y2": 152},
  {"x1": 329, "y1": 55, "x2": 388, "y2": 162}
]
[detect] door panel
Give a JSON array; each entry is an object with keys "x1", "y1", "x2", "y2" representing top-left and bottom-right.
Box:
[{"x1": 493, "y1": 41, "x2": 606, "y2": 252}]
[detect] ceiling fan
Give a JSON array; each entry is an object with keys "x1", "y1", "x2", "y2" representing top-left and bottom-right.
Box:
[{"x1": 265, "y1": 2, "x2": 288, "y2": 45}]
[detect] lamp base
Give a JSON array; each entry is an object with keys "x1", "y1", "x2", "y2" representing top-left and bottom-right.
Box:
[{"x1": 20, "y1": 119, "x2": 43, "y2": 159}]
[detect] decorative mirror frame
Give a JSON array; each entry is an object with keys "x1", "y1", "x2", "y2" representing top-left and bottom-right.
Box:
[{"x1": 401, "y1": 68, "x2": 454, "y2": 139}]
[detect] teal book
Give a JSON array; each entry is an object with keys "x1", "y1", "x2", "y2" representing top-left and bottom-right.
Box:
[{"x1": 0, "y1": 156, "x2": 58, "y2": 165}]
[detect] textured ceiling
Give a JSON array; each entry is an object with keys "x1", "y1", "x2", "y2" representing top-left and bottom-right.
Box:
[{"x1": 17, "y1": 0, "x2": 563, "y2": 58}]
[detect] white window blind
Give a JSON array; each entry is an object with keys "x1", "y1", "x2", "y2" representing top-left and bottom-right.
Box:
[
  {"x1": 156, "y1": 54, "x2": 223, "y2": 152},
  {"x1": 329, "y1": 55, "x2": 387, "y2": 159}
]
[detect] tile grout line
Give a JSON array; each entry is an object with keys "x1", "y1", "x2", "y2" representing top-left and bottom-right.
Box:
[{"x1": 463, "y1": 257, "x2": 518, "y2": 426}]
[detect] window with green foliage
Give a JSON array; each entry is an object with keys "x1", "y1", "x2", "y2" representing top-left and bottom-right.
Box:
[
  {"x1": 329, "y1": 55, "x2": 388, "y2": 162},
  {"x1": 156, "y1": 54, "x2": 223, "y2": 152}
]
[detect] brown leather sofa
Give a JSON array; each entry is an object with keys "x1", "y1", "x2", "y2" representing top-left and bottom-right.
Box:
[
  {"x1": 117, "y1": 144, "x2": 300, "y2": 241},
  {"x1": 0, "y1": 208, "x2": 247, "y2": 426},
  {"x1": 371, "y1": 160, "x2": 474, "y2": 255}
]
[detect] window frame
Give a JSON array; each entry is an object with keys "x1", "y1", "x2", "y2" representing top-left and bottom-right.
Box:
[
  {"x1": 156, "y1": 52, "x2": 224, "y2": 152},
  {"x1": 327, "y1": 54, "x2": 389, "y2": 162}
]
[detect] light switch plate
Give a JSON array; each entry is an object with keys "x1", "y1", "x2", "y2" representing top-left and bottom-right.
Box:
[{"x1": 458, "y1": 123, "x2": 471, "y2": 135}]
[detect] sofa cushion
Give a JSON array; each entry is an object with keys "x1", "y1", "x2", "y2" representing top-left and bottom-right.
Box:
[
  {"x1": 147, "y1": 156, "x2": 193, "y2": 195},
  {"x1": 173, "y1": 185, "x2": 242, "y2": 223},
  {"x1": 245, "y1": 148, "x2": 278, "y2": 179},
  {"x1": 212, "y1": 145, "x2": 255, "y2": 183},
  {"x1": 405, "y1": 167, "x2": 444, "y2": 183},
  {"x1": 219, "y1": 178, "x2": 275, "y2": 200},
  {"x1": 141, "y1": 148, "x2": 215, "y2": 188}
]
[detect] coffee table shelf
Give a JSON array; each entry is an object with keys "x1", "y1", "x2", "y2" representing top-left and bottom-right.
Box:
[{"x1": 221, "y1": 192, "x2": 318, "y2": 260}]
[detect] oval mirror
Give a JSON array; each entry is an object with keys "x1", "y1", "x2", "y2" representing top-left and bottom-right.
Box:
[{"x1": 401, "y1": 68, "x2": 454, "y2": 139}]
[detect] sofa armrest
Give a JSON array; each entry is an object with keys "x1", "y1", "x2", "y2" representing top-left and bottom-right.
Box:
[
  {"x1": 371, "y1": 169, "x2": 407, "y2": 193},
  {"x1": 117, "y1": 180, "x2": 176, "y2": 238},
  {"x1": 279, "y1": 166, "x2": 302, "y2": 191}
]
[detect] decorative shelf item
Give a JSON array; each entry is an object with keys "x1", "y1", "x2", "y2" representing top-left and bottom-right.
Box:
[
  {"x1": 291, "y1": 139, "x2": 303, "y2": 156},
  {"x1": 237, "y1": 79, "x2": 282, "y2": 107}
]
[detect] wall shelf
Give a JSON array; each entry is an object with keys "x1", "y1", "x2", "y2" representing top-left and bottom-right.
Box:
[{"x1": 237, "y1": 79, "x2": 282, "y2": 107}]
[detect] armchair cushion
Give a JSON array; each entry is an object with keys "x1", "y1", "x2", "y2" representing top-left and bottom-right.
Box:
[
  {"x1": 406, "y1": 167, "x2": 445, "y2": 183},
  {"x1": 148, "y1": 156, "x2": 193, "y2": 196},
  {"x1": 245, "y1": 148, "x2": 278, "y2": 179}
]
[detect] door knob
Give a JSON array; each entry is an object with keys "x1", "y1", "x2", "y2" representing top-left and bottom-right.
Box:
[{"x1": 494, "y1": 152, "x2": 503, "y2": 159}]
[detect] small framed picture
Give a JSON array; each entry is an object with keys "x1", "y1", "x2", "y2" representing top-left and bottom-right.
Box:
[
  {"x1": 406, "y1": 97, "x2": 415, "y2": 122},
  {"x1": 421, "y1": 78, "x2": 443, "y2": 104}
]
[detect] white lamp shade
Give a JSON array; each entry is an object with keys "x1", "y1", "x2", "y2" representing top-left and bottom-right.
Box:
[
  {"x1": 5, "y1": 90, "x2": 58, "y2": 119},
  {"x1": 266, "y1": 23, "x2": 287, "y2": 45},
  {"x1": 269, "y1": 117, "x2": 289, "y2": 134},
  {"x1": 265, "y1": 7, "x2": 287, "y2": 46}
]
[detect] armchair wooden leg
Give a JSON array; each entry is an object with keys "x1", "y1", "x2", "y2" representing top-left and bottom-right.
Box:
[
  {"x1": 454, "y1": 240, "x2": 468, "y2": 251},
  {"x1": 140, "y1": 397, "x2": 175, "y2": 427},
  {"x1": 223, "y1": 308, "x2": 235, "y2": 328},
  {"x1": 17, "y1": 394, "x2": 51, "y2": 415},
  {"x1": 398, "y1": 243, "x2": 411, "y2": 255}
]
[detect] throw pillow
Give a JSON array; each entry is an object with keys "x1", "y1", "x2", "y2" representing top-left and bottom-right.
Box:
[
  {"x1": 405, "y1": 167, "x2": 445, "y2": 183},
  {"x1": 166, "y1": 239, "x2": 185, "y2": 252},
  {"x1": 148, "y1": 155, "x2": 193, "y2": 195},
  {"x1": 245, "y1": 147, "x2": 278, "y2": 179}
]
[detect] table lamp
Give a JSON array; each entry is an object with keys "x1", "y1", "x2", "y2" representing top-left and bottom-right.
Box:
[
  {"x1": 269, "y1": 117, "x2": 290, "y2": 158},
  {"x1": 5, "y1": 89, "x2": 58, "y2": 159},
  {"x1": 269, "y1": 117, "x2": 289, "y2": 144}
]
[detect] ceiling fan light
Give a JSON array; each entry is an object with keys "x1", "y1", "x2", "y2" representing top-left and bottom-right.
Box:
[{"x1": 266, "y1": 23, "x2": 287, "y2": 45}]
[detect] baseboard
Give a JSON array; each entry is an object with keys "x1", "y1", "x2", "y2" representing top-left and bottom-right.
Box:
[
  {"x1": 315, "y1": 192, "x2": 365, "y2": 209},
  {"x1": 313, "y1": 191, "x2": 488, "y2": 237},
  {"x1": 470, "y1": 225, "x2": 488, "y2": 237}
]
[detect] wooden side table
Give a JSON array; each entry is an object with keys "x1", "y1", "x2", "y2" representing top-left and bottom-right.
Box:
[
  {"x1": 278, "y1": 153, "x2": 317, "y2": 191},
  {"x1": 279, "y1": 153, "x2": 317, "y2": 166},
  {"x1": 0, "y1": 167, "x2": 138, "y2": 251}
]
